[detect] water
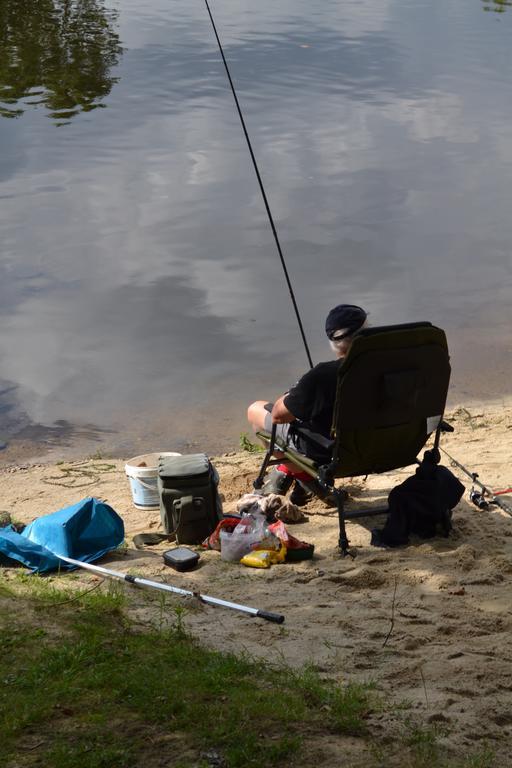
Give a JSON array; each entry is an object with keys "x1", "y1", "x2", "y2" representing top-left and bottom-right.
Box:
[{"x1": 1, "y1": 0, "x2": 511, "y2": 463}]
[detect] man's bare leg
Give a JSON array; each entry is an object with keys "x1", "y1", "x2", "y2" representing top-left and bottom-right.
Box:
[
  {"x1": 246, "y1": 400, "x2": 271, "y2": 433},
  {"x1": 246, "y1": 400, "x2": 301, "y2": 470}
]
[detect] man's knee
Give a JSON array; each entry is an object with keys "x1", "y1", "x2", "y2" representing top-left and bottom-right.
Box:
[
  {"x1": 247, "y1": 400, "x2": 268, "y2": 430},
  {"x1": 247, "y1": 401, "x2": 259, "y2": 422}
]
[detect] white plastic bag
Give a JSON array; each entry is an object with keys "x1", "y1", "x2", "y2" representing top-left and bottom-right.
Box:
[{"x1": 220, "y1": 513, "x2": 267, "y2": 562}]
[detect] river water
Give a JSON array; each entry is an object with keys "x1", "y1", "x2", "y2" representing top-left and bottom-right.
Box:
[{"x1": 1, "y1": 0, "x2": 511, "y2": 463}]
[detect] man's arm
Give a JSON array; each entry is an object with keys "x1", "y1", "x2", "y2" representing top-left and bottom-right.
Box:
[{"x1": 271, "y1": 395, "x2": 296, "y2": 424}]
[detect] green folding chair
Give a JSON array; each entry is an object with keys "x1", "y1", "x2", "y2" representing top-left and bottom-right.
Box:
[{"x1": 253, "y1": 322, "x2": 452, "y2": 556}]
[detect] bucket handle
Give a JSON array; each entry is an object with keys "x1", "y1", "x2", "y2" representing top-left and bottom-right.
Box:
[{"x1": 129, "y1": 476, "x2": 158, "y2": 492}]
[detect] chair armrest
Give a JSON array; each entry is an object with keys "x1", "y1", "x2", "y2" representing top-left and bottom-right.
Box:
[{"x1": 293, "y1": 424, "x2": 335, "y2": 452}]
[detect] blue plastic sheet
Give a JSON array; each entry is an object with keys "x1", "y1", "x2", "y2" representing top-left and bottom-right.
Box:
[{"x1": 0, "y1": 497, "x2": 124, "y2": 573}]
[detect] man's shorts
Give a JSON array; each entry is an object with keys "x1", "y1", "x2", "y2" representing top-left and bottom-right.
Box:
[
  {"x1": 263, "y1": 402, "x2": 331, "y2": 464},
  {"x1": 263, "y1": 402, "x2": 302, "y2": 451},
  {"x1": 263, "y1": 411, "x2": 293, "y2": 445}
]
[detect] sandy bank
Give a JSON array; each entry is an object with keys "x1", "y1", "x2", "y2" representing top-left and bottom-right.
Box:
[{"x1": 1, "y1": 400, "x2": 512, "y2": 759}]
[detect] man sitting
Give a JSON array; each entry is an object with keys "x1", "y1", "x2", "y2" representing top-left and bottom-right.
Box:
[{"x1": 247, "y1": 304, "x2": 368, "y2": 505}]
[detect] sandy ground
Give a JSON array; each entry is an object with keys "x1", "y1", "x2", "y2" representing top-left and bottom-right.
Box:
[{"x1": 1, "y1": 400, "x2": 512, "y2": 761}]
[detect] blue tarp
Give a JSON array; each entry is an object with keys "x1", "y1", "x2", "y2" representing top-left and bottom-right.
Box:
[{"x1": 0, "y1": 497, "x2": 124, "y2": 573}]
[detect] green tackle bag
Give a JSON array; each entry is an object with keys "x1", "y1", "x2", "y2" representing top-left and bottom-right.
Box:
[{"x1": 157, "y1": 454, "x2": 223, "y2": 544}]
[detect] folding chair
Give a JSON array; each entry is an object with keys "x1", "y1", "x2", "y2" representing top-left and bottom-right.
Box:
[{"x1": 253, "y1": 322, "x2": 452, "y2": 556}]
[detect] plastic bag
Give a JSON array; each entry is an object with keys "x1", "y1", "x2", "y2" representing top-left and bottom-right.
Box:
[
  {"x1": 220, "y1": 513, "x2": 271, "y2": 563},
  {"x1": 268, "y1": 520, "x2": 315, "y2": 561},
  {"x1": 202, "y1": 516, "x2": 241, "y2": 550}
]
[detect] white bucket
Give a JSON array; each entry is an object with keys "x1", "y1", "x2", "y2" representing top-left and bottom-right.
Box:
[{"x1": 125, "y1": 452, "x2": 181, "y2": 510}]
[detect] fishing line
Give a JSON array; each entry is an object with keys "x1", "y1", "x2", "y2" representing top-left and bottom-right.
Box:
[{"x1": 203, "y1": 0, "x2": 313, "y2": 368}]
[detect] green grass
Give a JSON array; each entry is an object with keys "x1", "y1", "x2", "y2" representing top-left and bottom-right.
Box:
[
  {"x1": 291, "y1": 663, "x2": 374, "y2": 735},
  {"x1": 0, "y1": 575, "x2": 498, "y2": 768},
  {"x1": 400, "y1": 723, "x2": 495, "y2": 768},
  {"x1": 405, "y1": 723, "x2": 442, "y2": 767},
  {"x1": 0, "y1": 577, "x2": 372, "y2": 768},
  {"x1": 239, "y1": 433, "x2": 264, "y2": 453}
]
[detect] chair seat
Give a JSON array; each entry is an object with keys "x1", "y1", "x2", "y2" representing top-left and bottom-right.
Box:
[{"x1": 255, "y1": 429, "x2": 319, "y2": 475}]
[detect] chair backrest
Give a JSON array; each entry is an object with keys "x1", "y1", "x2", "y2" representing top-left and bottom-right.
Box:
[{"x1": 330, "y1": 322, "x2": 450, "y2": 477}]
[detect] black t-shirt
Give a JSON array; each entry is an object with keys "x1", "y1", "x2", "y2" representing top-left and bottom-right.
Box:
[{"x1": 283, "y1": 360, "x2": 341, "y2": 458}]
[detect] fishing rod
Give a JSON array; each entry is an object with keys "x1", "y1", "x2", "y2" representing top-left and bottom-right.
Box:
[
  {"x1": 202, "y1": 0, "x2": 313, "y2": 369},
  {"x1": 59, "y1": 555, "x2": 285, "y2": 624},
  {"x1": 439, "y1": 446, "x2": 512, "y2": 517}
]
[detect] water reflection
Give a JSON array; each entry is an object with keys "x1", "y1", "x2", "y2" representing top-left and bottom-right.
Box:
[
  {"x1": 0, "y1": 0, "x2": 122, "y2": 123},
  {"x1": 482, "y1": 0, "x2": 512, "y2": 12},
  {"x1": 0, "y1": 0, "x2": 512, "y2": 463},
  {"x1": 0, "y1": 379, "x2": 113, "y2": 456}
]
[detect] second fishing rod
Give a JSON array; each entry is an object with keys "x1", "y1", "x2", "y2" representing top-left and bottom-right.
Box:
[{"x1": 440, "y1": 445, "x2": 512, "y2": 517}]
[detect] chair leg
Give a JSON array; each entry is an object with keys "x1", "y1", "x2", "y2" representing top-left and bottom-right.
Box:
[
  {"x1": 253, "y1": 449, "x2": 272, "y2": 490},
  {"x1": 335, "y1": 489, "x2": 354, "y2": 558},
  {"x1": 253, "y1": 424, "x2": 277, "y2": 490}
]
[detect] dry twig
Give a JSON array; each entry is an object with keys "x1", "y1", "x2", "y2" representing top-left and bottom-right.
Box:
[{"x1": 382, "y1": 575, "x2": 398, "y2": 647}]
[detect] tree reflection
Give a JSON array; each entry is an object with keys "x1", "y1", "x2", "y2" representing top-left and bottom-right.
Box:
[
  {"x1": 0, "y1": 0, "x2": 122, "y2": 123},
  {"x1": 482, "y1": 0, "x2": 512, "y2": 12}
]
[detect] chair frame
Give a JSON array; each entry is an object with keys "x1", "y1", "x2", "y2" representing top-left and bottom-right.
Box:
[
  {"x1": 253, "y1": 322, "x2": 451, "y2": 557},
  {"x1": 253, "y1": 421, "x2": 445, "y2": 557}
]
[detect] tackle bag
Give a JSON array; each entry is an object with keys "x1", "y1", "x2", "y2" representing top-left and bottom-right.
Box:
[{"x1": 157, "y1": 453, "x2": 223, "y2": 544}]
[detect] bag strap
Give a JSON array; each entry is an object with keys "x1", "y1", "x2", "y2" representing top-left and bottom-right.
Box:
[
  {"x1": 173, "y1": 495, "x2": 197, "y2": 512},
  {"x1": 132, "y1": 495, "x2": 196, "y2": 549},
  {"x1": 132, "y1": 532, "x2": 176, "y2": 549}
]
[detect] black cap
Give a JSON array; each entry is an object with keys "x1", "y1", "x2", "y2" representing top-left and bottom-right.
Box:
[{"x1": 325, "y1": 304, "x2": 367, "y2": 340}]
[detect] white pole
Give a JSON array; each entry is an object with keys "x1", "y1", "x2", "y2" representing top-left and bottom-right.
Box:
[{"x1": 58, "y1": 555, "x2": 285, "y2": 624}]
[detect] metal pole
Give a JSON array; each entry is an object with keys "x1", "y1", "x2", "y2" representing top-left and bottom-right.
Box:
[{"x1": 58, "y1": 555, "x2": 285, "y2": 624}]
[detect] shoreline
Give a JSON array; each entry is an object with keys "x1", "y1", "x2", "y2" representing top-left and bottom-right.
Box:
[
  {"x1": 1, "y1": 393, "x2": 512, "y2": 470},
  {"x1": 1, "y1": 400, "x2": 512, "y2": 759}
]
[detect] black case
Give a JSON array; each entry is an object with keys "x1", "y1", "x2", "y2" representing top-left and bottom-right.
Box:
[{"x1": 163, "y1": 547, "x2": 200, "y2": 571}]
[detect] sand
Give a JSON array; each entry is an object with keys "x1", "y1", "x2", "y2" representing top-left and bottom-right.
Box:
[{"x1": 1, "y1": 400, "x2": 512, "y2": 760}]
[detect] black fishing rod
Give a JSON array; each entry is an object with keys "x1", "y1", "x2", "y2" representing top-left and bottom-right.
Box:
[
  {"x1": 203, "y1": 0, "x2": 313, "y2": 369},
  {"x1": 439, "y1": 446, "x2": 512, "y2": 517}
]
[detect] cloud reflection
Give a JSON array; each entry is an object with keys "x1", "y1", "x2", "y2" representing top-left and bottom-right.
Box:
[{"x1": 1, "y1": 0, "x2": 512, "y2": 457}]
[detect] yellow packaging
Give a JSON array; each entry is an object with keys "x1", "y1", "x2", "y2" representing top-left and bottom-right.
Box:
[
  {"x1": 240, "y1": 544, "x2": 287, "y2": 569},
  {"x1": 241, "y1": 550, "x2": 272, "y2": 568}
]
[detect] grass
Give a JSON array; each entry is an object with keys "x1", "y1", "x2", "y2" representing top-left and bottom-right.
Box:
[
  {"x1": 0, "y1": 574, "x2": 498, "y2": 768},
  {"x1": 239, "y1": 433, "x2": 264, "y2": 453},
  {"x1": 291, "y1": 663, "x2": 373, "y2": 735},
  {"x1": 401, "y1": 723, "x2": 495, "y2": 768},
  {"x1": 0, "y1": 576, "x2": 373, "y2": 768},
  {"x1": 405, "y1": 723, "x2": 442, "y2": 767}
]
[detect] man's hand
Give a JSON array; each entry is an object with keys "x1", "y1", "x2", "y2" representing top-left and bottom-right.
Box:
[{"x1": 271, "y1": 396, "x2": 295, "y2": 424}]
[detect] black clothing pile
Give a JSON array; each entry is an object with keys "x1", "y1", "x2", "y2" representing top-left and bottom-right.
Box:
[{"x1": 371, "y1": 455, "x2": 465, "y2": 547}]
